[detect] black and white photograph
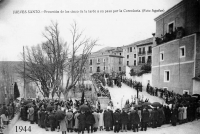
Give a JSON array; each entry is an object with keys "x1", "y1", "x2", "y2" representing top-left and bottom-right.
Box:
[{"x1": 0, "y1": 0, "x2": 200, "y2": 134}]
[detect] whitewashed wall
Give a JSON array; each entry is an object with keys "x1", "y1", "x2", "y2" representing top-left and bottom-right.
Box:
[{"x1": 125, "y1": 66, "x2": 152, "y2": 91}]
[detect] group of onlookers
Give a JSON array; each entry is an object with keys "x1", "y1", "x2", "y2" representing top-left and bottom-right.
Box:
[
  {"x1": 122, "y1": 77, "x2": 143, "y2": 92},
  {"x1": 19, "y1": 96, "x2": 200, "y2": 134},
  {"x1": 0, "y1": 100, "x2": 20, "y2": 130}
]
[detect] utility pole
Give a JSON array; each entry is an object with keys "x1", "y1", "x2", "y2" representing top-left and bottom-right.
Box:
[{"x1": 23, "y1": 46, "x2": 26, "y2": 99}]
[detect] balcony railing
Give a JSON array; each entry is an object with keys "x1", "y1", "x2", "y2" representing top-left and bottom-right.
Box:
[
  {"x1": 147, "y1": 50, "x2": 152, "y2": 54},
  {"x1": 138, "y1": 61, "x2": 145, "y2": 65},
  {"x1": 155, "y1": 27, "x2": 185, "y2": 45},
  {"x1": 138, "y1": 51, "x2": 146, "y2": 56},
  {"x1": 147, "y1": 59, "x2": 152, "y2": 64}
]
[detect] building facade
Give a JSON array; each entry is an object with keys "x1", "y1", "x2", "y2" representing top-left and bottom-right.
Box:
[
  {"x1": 122, "y1": 38, "x2": 153, "y2": 72},
  {"x1": 137, "y1": 38, "x2": 153, "y2": 66},
  {"x1": 123, "y1": 44, "x2": 137, "y2": 67},
  {"x1": 152, "y1": 0, "x2": 200, "y2": 94},
  {"x1": 88, "y1": 47, "x2": 124, "y2": 74}
]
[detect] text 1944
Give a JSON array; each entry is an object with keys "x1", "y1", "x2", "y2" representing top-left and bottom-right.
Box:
[{"x1": 16, "y1": 126, "x2": 31, "y2": 132}]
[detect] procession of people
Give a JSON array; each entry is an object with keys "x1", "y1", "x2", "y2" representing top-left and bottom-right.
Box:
[
  {"x1": 17, "y1": 92, "x2": 200, "y2": 134},
  {"x1": 2, "y1": 73, "x2": 200, "y2": 134}
]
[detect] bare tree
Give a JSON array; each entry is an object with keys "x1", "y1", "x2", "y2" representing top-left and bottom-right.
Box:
[
  {"x1": 17, "y1": 21, "x2": 68, "y2": 98},
  {"x1": 62, "y1": 22, "x2": 97, "y2": 98},
  {"x1": 0, "y1": 62, "x2": 14, "y2": 101},
  {"x1": 17, "y1": 21, "x2": 97, "y2": 99}
]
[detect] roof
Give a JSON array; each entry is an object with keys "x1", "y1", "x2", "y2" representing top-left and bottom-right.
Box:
[
  {"x1": 109, "y1": 55, "x2": 124, "y2": 58},
  {"x1": 124, "y1": 37, "x2": 153, "y2": 48},
  {"x1": 96, "y1": 47, "x2": 116, "y2": 52},
  {"x1": 154, "y1": 0, "x2": 183, "y2": 22}
]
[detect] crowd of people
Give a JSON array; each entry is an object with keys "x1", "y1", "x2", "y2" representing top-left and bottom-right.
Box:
[
  {"x1": 122, "y1": 77, "x2": 143, "y2": 92},
  {"x1": 0, "y1": 99, "x2": 20, "y2": 130},
  {"x1": 19, "y1": 96, "x2": 200, "y2": 134},
  {"x1": 2, "y1": 74, "x2": 200, "y2": 134}
]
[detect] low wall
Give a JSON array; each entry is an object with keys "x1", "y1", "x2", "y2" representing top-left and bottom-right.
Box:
[
  {"x1": 98, "y1": 97, "x2": 110, "y2": 110},
  {"x1": 126, "y1": 66, "x2": 152, "y2": 91}
]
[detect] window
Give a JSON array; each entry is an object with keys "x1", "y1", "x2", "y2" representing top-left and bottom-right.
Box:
[
  {"x1": 148, "y1": 46, "x2": 152, "y2": 53},
  {"x1": 147, "y1": 56, "x2": 151, "y2": 63},
  {"x1": 134, "y1": 54, "x2": 136, "y2": 58},
  {"x1": 90, "y1": 67, "x2": 92, "y2": 73},
  {"x1": 127, "y1": 55, "x2": 129, "y2": 59},
  {"x1": 134, "y1": 47, "x2": 135, "y2": 49},
  {"x1": 143, "y1": 47, "x2": 145, "y2": 53},
  {"x1": 180, "y1": 46, "x2": 185, "y2": 58},
  {"x1": 142, "y1": 57, "x2": 145, "y2": 63},
  {"x1": 130, "y1": 47, "x2": 132, "y2": 52},
  {"x1": 160, "y1": 52, "x2": 164, "y2": 61},
  {"x1": 120, "y1": 53, "x2": 121, "y2": 56},
  {"x1": 119, "y1": 58, "x2": 122, "y2": 64},
  {"x1": 168, "y1": 21, "x2": 175, "y2": 34},
  {"x1": 164, "y1": 70, "x2": 170, "y2": 82},
  {"x1": 134, "y1": 60, "x2": 136, "y2": 66},
  {"x1": 89, "y1": 59, "x2": 92, "y2": 65},
  {"x1": 119, "y1": 67, "x2": 121, "y2": 71},
  {"x1": 97, "y1": 66, "x2": 100, "y2": 72},
  {"x1": 127, "y1": 61, "x2": 129, "y2": 66},
  {"x1": 139, "y1": 48, "x2": 142, "y2": 54},
  {"x1": 104, "y1": 66, "x2": 106, "y2": 71},
  {"x1": 97, "y1": 58, "x2": 100, "y2": 63},
  {"x1": 127, "y1": 48, "x2": 129, "y2": 53},
  {"x1": 139, "y1": 57, "x2": 142, "y2": 63},
  {"x1": 103, "y1": 58, "x2": 106, "y2": 62},
  {"x1": 183, "y1": 90, "x2": 189, "y2": 95}
]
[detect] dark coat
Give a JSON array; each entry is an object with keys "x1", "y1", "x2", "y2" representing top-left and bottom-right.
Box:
[
  {"x1": 85, "y1": 113, "x2": 95, "y2": 125},
  {"x1": 150, "y1": 109, "x2": 159, "y2": 121},
  {"x1": 77, "y1": 113, "x2": 86, "y2": 125},
  {"x1": 44, "y1": 112, "x2": 50, "y2": 127},
  {"x1": 21, "y1": 107, "x2": 27, "y2": 121},
  {"x1": 40, "y1": 111, "x2": 46, "y2": 128},
  {"x1": 113, "y1": 112, "x2": 121, "y2": 125},
  {"x1": 142, "y1": 110, "x2": 150, "y2": 122},
  {"x1": 120, "y1": 111, "x2": 129, "y2": 124},
  {"x1": 34, "y1": 106, "x2": 38, "y2": 123},
  {"x1": 103, "y1": 110, "x2": 112, "y2": 127},
  {"x1": 171, "y1": 109, "x2": 178, "y2": 125},
  {"x1": 158, "y1": 108, "x2": 165, "y2": 123},
  {"x1": 130, "y1": 111, "x2": 140, "y2": 124},
  {"x1": 48, "y1": 112, "x2": 56, "y2": 127}
]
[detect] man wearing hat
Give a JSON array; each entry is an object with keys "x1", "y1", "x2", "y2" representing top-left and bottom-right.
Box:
[{"x1": 113, "y1": 109, "x2": 121, "y2": 133}]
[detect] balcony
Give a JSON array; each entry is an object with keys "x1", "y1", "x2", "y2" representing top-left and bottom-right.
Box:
[
  {"x1": 138, "y1": 61, "x2": 145, "y2": 65},
  {"x1": 147, "y1": 50, "x2": 152, "y2": 54},
  {"x1": 155, "y1": 27, "x2": 185, "y2": 45},
  {"x1": 147, "y1": 59, "x2": 152, "y2": 64},
  {"x1": 138, "y1": 51, "x2": 146, "y2": 56}
]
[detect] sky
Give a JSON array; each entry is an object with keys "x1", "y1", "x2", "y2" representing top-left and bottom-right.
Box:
[{"x1": 0, "y1": 0, "x2": 182, "y2": 61}]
